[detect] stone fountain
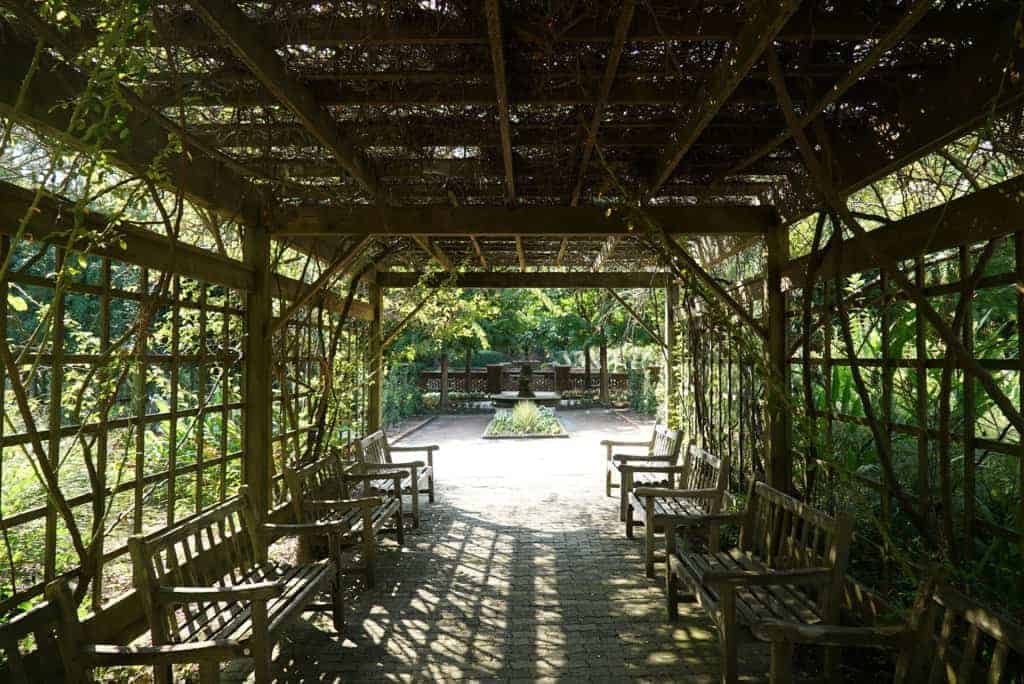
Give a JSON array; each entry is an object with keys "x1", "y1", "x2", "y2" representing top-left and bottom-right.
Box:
[{"x1": 489, "y1": 361, "x2": 561, "y2": 408}]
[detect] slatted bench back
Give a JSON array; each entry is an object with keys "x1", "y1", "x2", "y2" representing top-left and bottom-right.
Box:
[
  {"x1": 651, "y1": 425, "x2": 683, "y2": 462},
  {"x1": 897, "y1": 583, "x2": 1024, "y2": 683},
  {"x1": 128, "y1": 491, "x2": 262, "y2": 645},
  {"x1": 284, "y1": 453, "x2": 347, "y2": 519},
  {"x1": 359, "y1": 430, "x2": 391, "y2": 467},
  {"x1": 682, "y1": 445, "x2": 730, "y2": 494},
  {"x1": 0, "y1": 601, "x2": 63, "y2": 683}
]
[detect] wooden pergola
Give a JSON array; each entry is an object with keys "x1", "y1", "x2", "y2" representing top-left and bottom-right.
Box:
[{"x1": 1, "y1": 0, "x2": 1023, "y2": 657}]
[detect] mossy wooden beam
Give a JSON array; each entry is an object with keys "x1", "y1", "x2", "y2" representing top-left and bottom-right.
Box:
[
  {"x1": 190, "y1": 0, "x2": 378, "y2": 197},
  {"x1": 275, "y1": 206, "x2": 773, "y2": 236},
  {"x1": 483, "y1": 0, "x2": 516, "y2": 204},
  {"x1": 378, "y1": 271, "x2": 670, "y2": 289}
]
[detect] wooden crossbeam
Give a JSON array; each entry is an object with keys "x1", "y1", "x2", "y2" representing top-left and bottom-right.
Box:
[
  {"x1": 605, "y1": 288, "x2": 668, "y2": 351},
  {"x1": 649, "y1": 0, "x2": 800, "y2": 193},
  {"x1": 383, "y1": 287, "x2": 441, "y2": 348},
  {"x1": 0, "y1": 27, "x2": 264, "y2": 226},
  {"x1": 275, "y1": 206, "x2": 774, "y2": 236},
  {"x1": 469, "y1": 237, "x2": 489, "y2": 269},
  {"x1": 135, "y1": 10, "x2": 994, "y2": 47},
  {"x1": 378, "y1": 271, "x2": 670, "y2": 289},
  {"x1": 592, "y1": 237, "x2": 620, "y2": 272},
  {"x1": 515, "y1": 237, "x2": 527, "y2": 271},
  {"x1": 719, "y1": 0, "x2": 933, "y2": 180},
  {"x1": 269, "y1": 235, "x2": 372, "y2": 335},
  {"x1": 570, "y1": 0, "x2": 635, "y2": 207},
  {"x1": 190, "y1": 0, "x2": 378, "y2": 197},
  {"x1": 412, "y1": 236, "x2": 454, "y2": 270},
  {"x1": 556, "y1": 238, "x2": 569, "y2": 267},
  {"x1": 484, "y1": 0, "x2": 516, "y2": 205}
]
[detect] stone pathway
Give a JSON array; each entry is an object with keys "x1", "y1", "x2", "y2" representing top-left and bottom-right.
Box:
[{"x1": 225, "y1": 410, "x2": 769, "y2": 682}]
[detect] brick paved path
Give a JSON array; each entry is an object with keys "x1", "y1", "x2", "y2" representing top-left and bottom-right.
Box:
[{"x1": 225, "y1": 410, "x2": 769, "y2": 682}]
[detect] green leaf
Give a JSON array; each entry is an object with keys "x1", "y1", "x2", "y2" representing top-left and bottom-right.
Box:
[{"x1": 7, "y1": 294, "x2": 28, "y2": 312}]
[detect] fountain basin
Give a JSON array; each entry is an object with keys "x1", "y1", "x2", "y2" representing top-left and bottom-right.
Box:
[{"x1": 488, "y1": 391, "x2": 561, "y2": 408}]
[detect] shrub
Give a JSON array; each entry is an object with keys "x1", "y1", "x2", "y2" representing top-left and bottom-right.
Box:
[{"x1": 486, "y1": 402, "x2": 563, "y2": 435}]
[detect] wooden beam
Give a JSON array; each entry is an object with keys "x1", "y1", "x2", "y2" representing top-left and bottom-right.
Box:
[
  {"x1": 570, "y1": 0, "x2": 635, "y2": 206},
  {"x1": 783, "y1": 174, "x2": 1024, "y2": 287},
  {"x1": 366, "y1": 272, "x2": 383, "y2": 432},
  {"x1": 378, "y1": 271, "x2": 670, "y2": 289},
  {"x1": 470, "y1": 237, "x2": 489, "y2": 269},
  {"x1": 275, "y1": 206, "x2": 774, "y2": 236},
  {"x1": 606, "y1": 288, "x2": 668, "y2": 351},
  {"x1": 190, "y1": 0, "x2": 378, "y2": 197},
  {"x1": 273, "y1": 276, "x2": 372, "y2": 320},
  {"x1": 412, "y1": 235, "x2": 454, "y2": 270},
  {"x1": 269, "y1": 235, "x2": 371, "y2": 336},
  {"x1": 649, "y1": 0, "x2": 800, "y2": 193},
  {"x1": 766, "y1": 222, "x2": 792, "y2": 492},
  {"x1": 0, "y1": 29, "x2": 264, "y2": 225},
  {"x1": 592, "y1": 237, "x2": 619, "y2": 272},
  {"x1": 720, "y1": 0, "x2": 933, "y2": 180},
  {"x1": 383, "y1": 287, "x2": 440, "y2": 348},
  {"x1": 132, "y1": 9, "x2": 996, "y2": 47},
  {"x1": 515, "y1": 237, "x2": 527, "y2": 271},
  {"x1": 556, "y1": 238, "x2": 569, "y2": 267},
  {"x1": 484, "y1": 0, "x2": 515, "y2": 205},
  {"x1": 243, "y1": 219, "x2": 273, "y2": 515}
]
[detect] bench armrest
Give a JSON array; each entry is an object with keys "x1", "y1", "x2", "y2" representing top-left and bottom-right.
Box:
[
  {"x1": 703, "y1": 567, "x2": 834, "y2": 589},
  {"x1": 344, "y1": 470, "x2": 407, "y2": 481},
  {"x1": 612, "y1": 454, "x2": 671, "y2": 463},
  {"x1": 601, "y1": 439, "x2": 651, "y2": 447},
  {"x1": 619, "y1": 464, "x2": 687, "y2": 474},
  {"x1": 81, "y1": 640, "x2": 245, "y2": 666},
  {"x1": 308, "y1": 496, "x2": 382, "y2": 511},
  {"x1": 634, "y1": 487, "x2": 722, "y2": 500},
  {"x1": 387, "y1": 460, "x2": 426, "y2": 469},
  {"x1": 673, "y1": 512, "x2": 747, "y2": 528},
  {"x1": 752, "y1": 620, "x2": 910, "y2": 648},
  {"x1": 390, "y1": 445, "x2": 438, "y2": 452},
  {"x1": 156, "y1": 582, "x2": 283, "y2": 604},
  {"x1": 262, "y1": 521, "x2": 353, "y2": 537}
]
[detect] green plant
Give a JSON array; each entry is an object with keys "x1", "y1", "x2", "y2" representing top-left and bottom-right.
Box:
[{"x1": 486, "y1": 402, "x2": 563, "y2": 436}]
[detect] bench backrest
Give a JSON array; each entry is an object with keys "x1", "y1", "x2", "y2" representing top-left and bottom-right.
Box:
[
  {"x1": 651, "y1": 425, "x2": 683, "y2": 462},
  {"x1": 681, "y1": 444, "x2": 730, "y2": 495},
  {"x1": 127, "y1": 488, "x2": 263, "y2": 645},
  {"x1": 740, "y1": 482, "x2": 852, "y2": 616},
  {"x1": 359, "y1": 429, "x2": 391, "y2": 467},
  {"x1": 283, "y1": 452, "x2": 348, "y2": 520},
  {"x1": 896, "y1": 582, "x2": 1024, "y2": 683},
  {"x1": 0, "y1": 600, "x2": 63, "y2": 683}
]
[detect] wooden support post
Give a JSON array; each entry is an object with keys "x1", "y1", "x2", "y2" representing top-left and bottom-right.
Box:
[
  {"x1": 665, "y1": 282, "x2": 680, "y2": 428},
  {"x1": 244, "y1": 221, "x2": 272, "y2": 517},
  {"x1": 599, "y1": 334, "x2": 609, "y2": 404},
  {"x1": 766, "y1": 223, "x2": 792, "y2": 493},
  {"x1": 439, "y1": 353, "x2": 450, "y2": 411},
  {"x1": 367, "y1": 272, "x2": 384, "y2": 432}
]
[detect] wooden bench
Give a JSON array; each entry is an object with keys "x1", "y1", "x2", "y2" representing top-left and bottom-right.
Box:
[
  {"x1": 602, "y1": 423, "x2": 658, "y2": 497},
  {"x1": 609, "y1": 425, "x2": 683, "y2": 524},
  {"x1": 284, "y1": 451, "x2": 402, "y2": 587},
  {"x1": 666, "y1": 482, "x2": 852, "y2": 684},
  {"x1": 753, "y1": 577, "x2": 1024, "y2": 683},
  {"x1": 47, "y1": 485, "x2": 352, "y2": 683},
  {"x1": 0, "y1": 599, "x2": 64, "y2": 682},
  {"x1": 630, "y1": 444, "x2": 732, "y2": 577},
  {"x1": 357, "y1": 429, "x2": 438, "y2": 528}
]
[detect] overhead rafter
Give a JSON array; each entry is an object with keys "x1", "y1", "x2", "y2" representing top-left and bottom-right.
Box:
[
  {"x1": 412, "y1": 236, "x2": 454, "y2": 270},
  {"x1": 275, "y1": 206, "x2": 774, "y2": 237},
  {"x1": 570, "y1": 0, "x2": 635, "y2": 207},
  {"x1": 484, "y1": 0, "x2": 516, "y2": 205},
  {"x1": 719, "y1": 0, "x2": 933, "y2": 181},
  {"x1": 592, "y1": 237, "x2": 620, "y2": 272},
  {"x1": 379, "y1": 271, "x2": 670, "y2": 289},
  {"x1": 269, "y1": 235, "x2": 373, "y2": 336},
  {"x1": 190, "y1": 0, "x2": 378, "y2": 197},
  {"x1": 515, "y1": 237, "x2": 527, "y2": 271},
  {"x1": 649, "y1": 0, "x2": 800, "y2": 193}
]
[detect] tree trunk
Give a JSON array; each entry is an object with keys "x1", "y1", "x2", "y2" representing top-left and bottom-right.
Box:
[
  {"x1": 465, "y1": 347, "x2": 472, "y2": 393},
  {"x1": 440, "y1": 353, "x2": 449, "y2": 411},
  {"x1": 599, "y1": 334, "x2": 609, "y2": 404},
  {"x1": 584, "y1": 347, "x2": 592, "y2": 393}
]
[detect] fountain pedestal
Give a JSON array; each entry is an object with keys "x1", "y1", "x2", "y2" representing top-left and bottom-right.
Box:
[{"x1": 488, "y1": 361, "x2": 561, "y2": 408}]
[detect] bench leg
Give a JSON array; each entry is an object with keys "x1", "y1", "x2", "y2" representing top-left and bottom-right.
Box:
[
  {"x1": 605, "y1": 446, "x2": 613, "y2": 497},
  {"x1": 720, "y1": 587, "x2": 739, "y2": 684},
  {"x1": 625, "y1": 501, "x2": 636, "y2": 539},
  {"x1": 251, "y1": 601, "x2": 272, "y2": 684},
  {"x1": 427, "y1": 455, "x2": 436, "y2": 503},
  {"x1": 332, "y1": 570, "x2": 346, "y2": 634},
  {"x1": 769, "y1": 640, "x2": 794, "y2": 684},
  {"x1": 395, "y1": 499, "x2": 405, "y2": 545},
  {"x1": 363, "y1": 520, "x2": 377, "y2": 588},
  {"x1": 619, "y1": 470, "x2": 632, "y2": 522},
  {"x1": 644, "y1": 503, "x2": 656, "y2": 578},
  {"x1": 199, "y1": 661, "x2": 220, "y2": 684},
  {"x1": 411, "y1": 480, "x2": 421, "y2": 529},
  {"x1": 666, "y1": 559, "x2": 680, "y2": 621}
]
